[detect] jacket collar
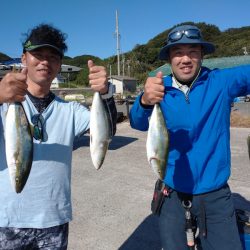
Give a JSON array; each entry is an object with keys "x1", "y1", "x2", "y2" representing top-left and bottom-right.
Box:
[{"x1": 163, "y1": 66, "x2": 212, "y2": 88}]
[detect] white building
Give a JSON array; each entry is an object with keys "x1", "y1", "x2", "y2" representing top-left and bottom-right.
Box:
[
  {"x1": 109, "y1": 75, "x2": 137, "y2": 96},
  {"x1": 61, "y1": 64, "x2": 82, "y2": 73},
  {"x1": 0, "y1": 59, "x2": 82, "y2": 87},
  {"x1": 51, "y1": 74, "x2": 67, "y2": 88},
  {"x1": 51, "y1": 64, "x2": 82, "y2": 88}
]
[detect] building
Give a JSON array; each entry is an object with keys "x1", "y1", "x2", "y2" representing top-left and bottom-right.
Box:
[
  {"x1": 61, "y1": 64, "x2": 82, "y2": 73},
  {"x1": 0, "y1": 65, "x2": 11, "y2": 80},
  {"x1": 0, "y1": 59, "x2": 82, "y2": 87},
  {"x1": 108, "y1": 75, "x2": 137, "y2": 96},
  {"x1": 51, "y1": 74, "x2": 67, "y2": 88}
]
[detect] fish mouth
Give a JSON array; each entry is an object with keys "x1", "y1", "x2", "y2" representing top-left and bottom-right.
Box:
[
  {"x1": 149, "y1": 157, "x2": 166, "y2": 180},
  {"x1": 149, "y1": 157, "x2": 162, "y2": 167}
]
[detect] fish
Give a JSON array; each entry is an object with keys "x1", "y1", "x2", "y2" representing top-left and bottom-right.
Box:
[
  {"x1": 146, "y1": 103, "x2": 169, "y2": 180},
  {"x1": 247, "y1": 134, "x2": 250, "y2": 160},
  {"x1": 5, "y1": 102, "x2": 33, "y2": 193},
  {"x1": 89, "y1": 92, "x2": 111, "y2": 169}
]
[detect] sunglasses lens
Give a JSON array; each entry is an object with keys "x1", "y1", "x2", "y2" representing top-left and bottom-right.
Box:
[
  {"x1": 169, "y1": 31, "x2": 182, "y2": 42},
  {"x1": 32, "y1": 114, "x2": 43, "y2": 141},
  {"x1": 33, "y1": 126, "x2": 42, "y2": 140},
  {"x1": 31, "y1": 114, "x2": 40, "y2": 124},
  {"x1": 185, "y1": 29, "x2": 200, "y2": 39}
]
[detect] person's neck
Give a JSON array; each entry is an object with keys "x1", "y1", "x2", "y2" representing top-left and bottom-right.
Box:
[
  {"x1": 177, "y1": 79, "x2": 192, "y2": 87},
  {"x1": 172, "y1": 68, "x2": 201, "y2": 88},
  {"x1": 27, "y1": 82, "x2": 50, "y2": 98}
]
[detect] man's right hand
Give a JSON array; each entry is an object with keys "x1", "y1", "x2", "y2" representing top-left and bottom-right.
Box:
[
  {"x1": 0, "y1": 67, "x2": 28, "y2": 103},
  {"x1": 141, "y1": 71, "x2": 165, "y2": 106}
]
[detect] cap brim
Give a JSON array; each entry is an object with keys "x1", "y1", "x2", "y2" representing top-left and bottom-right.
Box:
[
  {"x1": 24, "y1": 44, "x2": 63, "y2": 56},
  {"x1": 159, "y1": 41, "x2": 215, "y2": 60}
]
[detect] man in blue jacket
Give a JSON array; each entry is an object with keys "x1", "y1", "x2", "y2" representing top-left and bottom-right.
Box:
[{"x1": 130, "y1": 24, "x2": 250, "y2": 250}]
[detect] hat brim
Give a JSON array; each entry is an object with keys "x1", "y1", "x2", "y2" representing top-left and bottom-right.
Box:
[
  {"x1": 24, "y1": 44, "x2": 63, "y2": 57},
  {"x1": 159, "y1": 41, "x2": 215, "y2": 60}
]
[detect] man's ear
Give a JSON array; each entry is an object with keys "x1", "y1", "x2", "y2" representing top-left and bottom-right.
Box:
[
  {"x1": 201, "y1": 48, "x2": 205, "y2": 58},
  {"x1": 200, "y1": 50, "x2": 204, "y2": 64},
  {"x1": 21, "y1": 53, "x2": 26, "y2": 66},
  {"x1": 57, "y1": 62, "x2": 62, "y2": 73}
]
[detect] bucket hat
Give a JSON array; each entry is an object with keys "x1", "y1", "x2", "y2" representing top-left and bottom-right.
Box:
[{"x1": 159, "y1": 25, "x2": 215, "y2": 60}]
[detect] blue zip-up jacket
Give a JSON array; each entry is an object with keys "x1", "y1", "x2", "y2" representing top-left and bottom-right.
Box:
[{"x1": 130, "y1": 65, "x2": 250, "y2": 194}]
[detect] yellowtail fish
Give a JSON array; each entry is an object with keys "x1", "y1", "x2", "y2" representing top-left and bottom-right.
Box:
[
  {"x1": 247, "y1": 134, "x2": 250, "y2": 160},
  {"x1": 90, "y1": 92, "x2": 111, "y2": 169},
  {"x1": 5, "y1": 102, "x2": 33, "y2": 193},
  {"x1": 146, "y1": 103, "x2": 169, "y2": 180}
]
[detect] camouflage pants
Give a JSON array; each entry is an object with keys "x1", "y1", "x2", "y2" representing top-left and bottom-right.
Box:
[{"x1": 0, "y1": 223, "x2": 68, "y2": 250}]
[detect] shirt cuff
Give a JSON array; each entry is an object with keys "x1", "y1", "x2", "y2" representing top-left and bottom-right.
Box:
[
  {"x1": 139, "y1": 93, "x2": 154, "y2": 109},
  {"x1": 101, "y1": 82, "x2": 114, "y2": 99}
]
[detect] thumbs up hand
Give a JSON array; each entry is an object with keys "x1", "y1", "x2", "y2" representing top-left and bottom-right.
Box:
[
  {"x1": 88, "y1": 60, "x2": 108, "y2": 94},
  {"x1": 141, "y1": 71, "x2": 165, "y2": 105},
  {"x1": 0, "y1": 67, "x2": 28, "y2": 103}
]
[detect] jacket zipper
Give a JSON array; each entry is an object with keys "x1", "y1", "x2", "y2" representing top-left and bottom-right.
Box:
[{"x1": 172, "y1": 68, "x2": 201, "y2": 104}]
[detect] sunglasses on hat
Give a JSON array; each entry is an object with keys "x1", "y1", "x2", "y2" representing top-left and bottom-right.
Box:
[{"x1": 168, "y1": 29, "x2": 201, "y2": 42}]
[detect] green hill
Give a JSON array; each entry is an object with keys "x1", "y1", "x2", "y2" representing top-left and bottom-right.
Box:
[
  {"x1": 103, "y1": 21, "x2": 250, "y2": 83},
  {"x1": 2, "y1": 21, "x2": 250, "y2": 86},
  {"x1": 0, "y1": 52, "x2": 11, "y2": 61}
]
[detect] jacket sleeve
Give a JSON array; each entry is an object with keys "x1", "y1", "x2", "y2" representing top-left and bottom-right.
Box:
[
  {"x1": 129, "y1": 93, "x2": 153, "y2": 131},
  {"x1": 223, "y1": 65, "x2": 250, "y2": 98},
  {"x1": 102, "y1": 96, "x2": 117, "y2": 136}
]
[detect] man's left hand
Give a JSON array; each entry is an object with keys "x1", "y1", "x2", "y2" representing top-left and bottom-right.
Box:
[{"x1": 88, "y1": 60, "x2": 108, "y2": 94}]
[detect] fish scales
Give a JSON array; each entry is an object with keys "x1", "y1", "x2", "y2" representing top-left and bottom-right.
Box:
[
  {"x1": 146, "y1": 103, "x2": 169, "y2": 180},
  {"x1": 5, "y1": 102, "x2": 33, "y2": 193},
  {"x1": 90, "y1": 92, "x2": 111, "y2": 169}
]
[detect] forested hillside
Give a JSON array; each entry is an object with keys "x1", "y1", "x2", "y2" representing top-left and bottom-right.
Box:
[
  {"x1": 0, "y1": 52, "x2": 11, "y2": 61},
  {"x1": 103, "y1": 22, "x2": 250, "y2": 83},
  {"x1": 1, "y1": 22, "x2": 250, "y2": 86}
]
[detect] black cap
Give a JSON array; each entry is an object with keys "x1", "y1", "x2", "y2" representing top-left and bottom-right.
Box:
[
  {"x1": 22, "y1": 24, "x2": 67, "y2": 57},
  {"x1": 23, "y1": 40, "x2": 63, "y2": 56}
]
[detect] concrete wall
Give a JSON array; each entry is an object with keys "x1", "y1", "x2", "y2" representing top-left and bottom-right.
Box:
[{"x1": 233, "y1": 102, "x2": 250, "y2": 117}]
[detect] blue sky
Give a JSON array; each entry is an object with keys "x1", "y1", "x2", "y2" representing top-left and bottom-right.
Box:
[{"x1": 1, "y1": 0, "x2": 250, "y2": 59}]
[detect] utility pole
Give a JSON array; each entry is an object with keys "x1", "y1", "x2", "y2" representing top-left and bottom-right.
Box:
[
  {"x1": 115, "y1": 10, "x2": 121, "y2": 76},
  {"x1": 122, "y1": 54, "x2": 125, "y2": 76},
  {"x1": 126, "y1": 60, "x2": 131, "y2": 77},
  {"x1": 109, "y1": 64, "x2": 112, "y2": 76}
]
